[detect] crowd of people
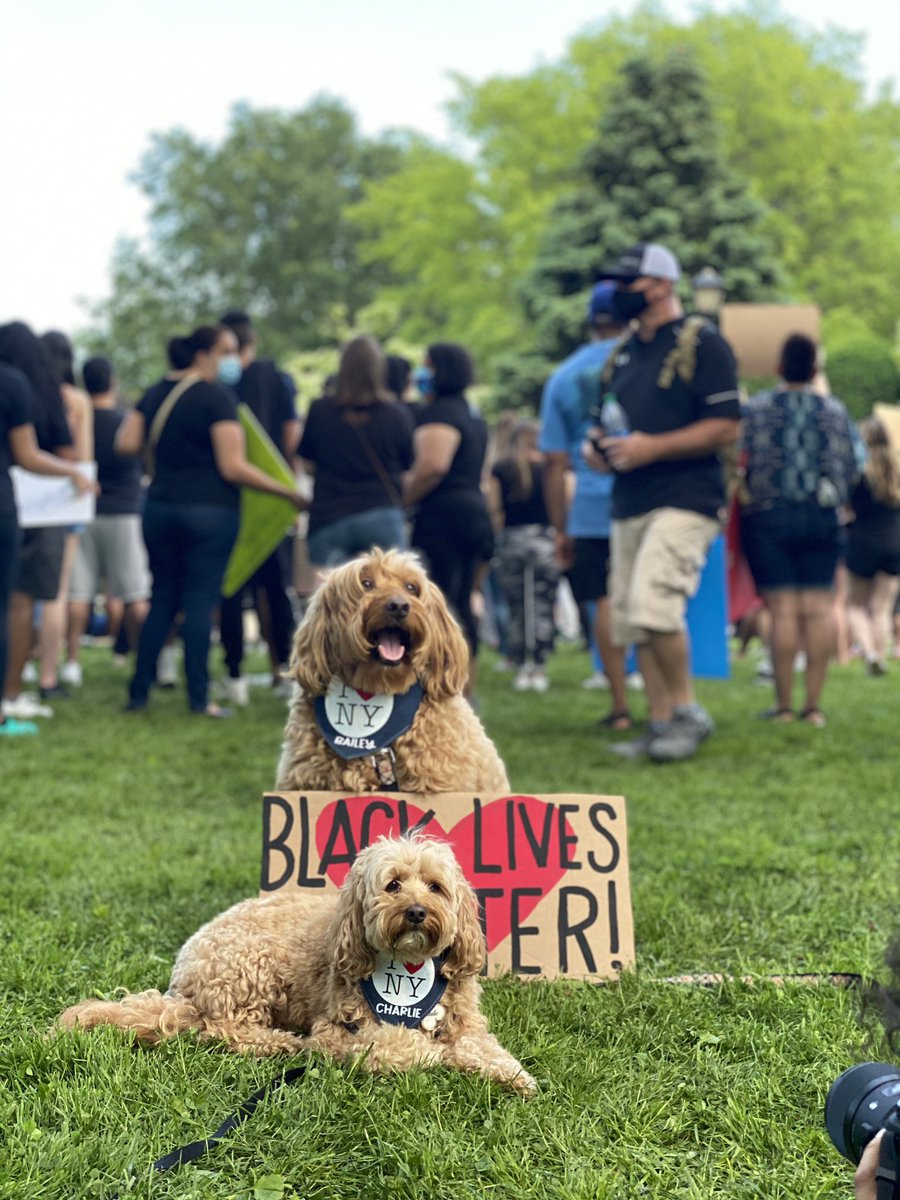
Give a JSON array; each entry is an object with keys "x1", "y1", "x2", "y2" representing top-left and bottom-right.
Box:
[{"x1": 2, "y1": 242, "x2": 899, "y2": 757}]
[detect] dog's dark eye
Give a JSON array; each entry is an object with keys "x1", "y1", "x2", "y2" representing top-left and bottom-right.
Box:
[
  {"x1": 385, "y1": 880, "x2": 401, "y2": 893},
  {"x1": 405, "y1": 582, "x2": 420, "y2": 595},
  {"x1": 427, "y1": 882, "x2": 443, "y2": 894},
  {"x1": 361, "y1": 579, "x2": 374, "y2": 590}
]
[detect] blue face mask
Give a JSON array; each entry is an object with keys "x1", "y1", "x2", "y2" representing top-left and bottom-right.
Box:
[{"x1": 217, "y1": 355, "x2": 243, "y2": 386}]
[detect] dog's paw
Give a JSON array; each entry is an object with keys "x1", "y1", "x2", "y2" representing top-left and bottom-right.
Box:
[{"x1": 510, "y1": 1069, "x2": 538, "y2": 1097}]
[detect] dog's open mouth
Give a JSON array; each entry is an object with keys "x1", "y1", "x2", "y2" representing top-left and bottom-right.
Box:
[{"x1": 370, "y1": 626, "x2": 411, "y2": 666}]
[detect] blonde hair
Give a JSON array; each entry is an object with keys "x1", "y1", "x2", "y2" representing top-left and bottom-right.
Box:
[
  {"x1": 861, "y1": 418, "x2": 900, "y2": 506},
  {"x1": 496, "y1": 419, "x2": 538, "y2": 503}
]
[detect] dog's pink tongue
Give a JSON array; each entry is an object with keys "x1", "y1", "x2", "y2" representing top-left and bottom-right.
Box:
[{"x1": 377, "y1": 631, "x2": 405, "y2": 662}]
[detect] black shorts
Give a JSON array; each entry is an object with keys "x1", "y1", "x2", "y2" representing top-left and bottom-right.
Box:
[
  {"x1": 845, "y1": 533, "x2": 900, "y2": 580},
  {"x1": 742, "y1": 503, "x2": 841, "y2": 592},
  {"x1": 12, "y1": 525, "x2": 67, "y2": 600},
  {"x1": 566, "y1": 537, "x2": 611, "y2": 603}
]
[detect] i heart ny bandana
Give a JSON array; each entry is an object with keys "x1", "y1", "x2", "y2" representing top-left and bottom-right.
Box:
[
  {"x1": 315, "y1": 677, "x2": 423, "y2": 759},
  {"x1": 360, "y1": 953, "x2": 448, "y2": 1028}
]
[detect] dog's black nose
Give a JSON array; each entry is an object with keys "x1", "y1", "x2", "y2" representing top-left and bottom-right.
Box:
[
  {"x1": 405, "y1": 905, "x2": 426, "y2": 925},
  {"x1": 386, "y1": 595, "x2": 410, "y2": 621}
]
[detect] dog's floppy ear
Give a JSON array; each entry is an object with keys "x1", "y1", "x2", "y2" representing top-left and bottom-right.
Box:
[
  {"x1": 442, "y1": 871, "x2": 487, "y2": 980},
  {"x1": 290, "y1": 578, "x2": 337, "y2": 697},
  {"x1": 420, "y1": 581, "x2": 470, "y2": 700},
  {"x1": 332, "y1": 860, "x2": 377, "y2": 982}
]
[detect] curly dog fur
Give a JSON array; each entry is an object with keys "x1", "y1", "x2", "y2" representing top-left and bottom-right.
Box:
[
  {"x1": 58, "y1": 836, "x2": 536, "y2": 1094},
  {"x1": 276, "y1": 549, "x2": 509, "y2": 794}
]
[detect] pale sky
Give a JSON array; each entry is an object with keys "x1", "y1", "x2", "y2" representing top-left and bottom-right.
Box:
[{"x1": 1, "y1": 0, "x2": 896, "y2": 335}]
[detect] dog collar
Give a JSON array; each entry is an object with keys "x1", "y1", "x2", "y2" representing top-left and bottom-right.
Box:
[
  {"x1": 315, "y1": 677, "x2": 423, "y2": 760},
  {"x1": 360, "y1": 953, "x2": 448, "y2": 1029}
]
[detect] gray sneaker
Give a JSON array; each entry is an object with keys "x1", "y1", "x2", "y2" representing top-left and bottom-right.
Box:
[
  {"x1": 610, "y1": 721, "x2": 671, "y2": 760},
  {"x1": 648, "y1": 704, "x2": 715, "y2": 762}
]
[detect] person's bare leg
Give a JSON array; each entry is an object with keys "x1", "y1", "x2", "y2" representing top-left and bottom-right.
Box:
[
  {"x1": 870, "y1": 573, "x2": 900, "y2": 665},
  {"x1": 4, "y1": 593, "x2": 34, "y2": 701},
  {"x1": 764, "y1": 590, "x2": 799, "y2": 712},
  {"x1": 124, "y1": 600, "x2": 149, "y2": 652},
  {"x1": 846, "y1": 574, "x2": 874, "y2": 663},
  {"x1": 594, "y1": 597, "x2": 628, "y2": 717},
  {"x1": 636, "y1": 641, "x2": 671, "y2": 724},
  {"x1": 831, "y1": 564, "x2": 850, "y2": 664},
  {"x1": 798, "y1": 589, "x2": 834, "y2": 712},
  {"x1": 645, "y1": 628, "x2": 693, "y2": 710},
  {"x1": 67, "y1": 600, "x2": 92, "y2": 667},
  {"x1": 39, "y1": 534, "x2": 77, "y2": 690}
]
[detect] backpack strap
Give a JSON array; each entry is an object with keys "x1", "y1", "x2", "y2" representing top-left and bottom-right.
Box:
[
  {"x1": 599, "y1": 329, "x2": 637, "y2": 390},
  {"x1": 146, "y1": 372, "x2": 202, "y2": 475},
  {"x1": 657, "y1": 315, "x2": 711, "y2": 389}
]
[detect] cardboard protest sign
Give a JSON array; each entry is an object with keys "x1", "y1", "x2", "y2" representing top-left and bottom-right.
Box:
[
  {"x1": 11, "y1": 462, "x2": 97, "y2": 528},
  {"x1": 260, "y1": 791, "x2": 633, "y2": 983},
  {"x1": 221, "y1": 405, "x2": 297, "y2": 598},
  {"x1": 720, "y1": 303, "x2": 820, "y2": 378}
]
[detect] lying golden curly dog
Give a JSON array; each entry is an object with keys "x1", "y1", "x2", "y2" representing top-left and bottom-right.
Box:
[
  {"x1": 276, "y1": 548, "x2": 509, "y2": 794},
  {"x1": 59, "y1": 836, "x2": 536, "y2": 1095}
]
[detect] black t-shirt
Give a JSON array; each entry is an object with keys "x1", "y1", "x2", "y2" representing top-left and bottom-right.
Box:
[
  {"x1": 0, "y1": 363, "x2": 32, "y2": 518},
  {"x1": 849, "y1": 477, "x2": 900, "y2": 547},
  {"x1": 606, "y1": 320, "x2": 740, "y2": 519},
  {"x1": 298, "y1": 396, "x2": 414, "y2": 536},
  {"x1": 492, "y1": 459, "x2": 550, "y2": 527},
  {"x1": 93, "y1": 407, "x2": 143, "y2": 516},
  {"x1": 235, "y1": 359, "x2": 296, "y2": 448},
  {"x1": 415, "y1": 394, "x2": 489, "y2": 505},
  {"x1": 137, "y1": 378, "x2": 240, "y2": 509}
]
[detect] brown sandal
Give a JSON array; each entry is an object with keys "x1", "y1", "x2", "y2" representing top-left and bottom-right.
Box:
[
  {"x1": 759, "y1": 707, "x2": 794, "y2": 723},
  {"x1": 598, "y1": 710, "x2": 633, "y2": 732},
  {"x1": 799, "y1": 707, "x2": 827, "y2": 727}
]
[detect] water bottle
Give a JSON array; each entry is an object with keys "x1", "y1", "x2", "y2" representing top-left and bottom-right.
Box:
[{"x1": 600, "y1": 394, "x2": 630, "y2": 438}]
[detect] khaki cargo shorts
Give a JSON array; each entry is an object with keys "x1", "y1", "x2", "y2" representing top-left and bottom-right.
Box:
[{"x1": 610, "y1": 507, "x2": 720, "y2": 646}]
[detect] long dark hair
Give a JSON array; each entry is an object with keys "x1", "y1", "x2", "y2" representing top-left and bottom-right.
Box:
[
  {"x1": 334, "y1": 335, "x2": 390, "y2": 408},
  {"x1": 41, "y1": 330, "x2": 77, "y2": 387},
  {"x1": 0, "y1": 321, "x2": 64, "y2": 447},
  {"x1": 166, "y1": 325, "x2": 223, "y2": 371}
]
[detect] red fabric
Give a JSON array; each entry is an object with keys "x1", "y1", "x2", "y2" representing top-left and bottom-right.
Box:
[{"x1": 725, "y1": 498, "x2": 762, "y2": 625}]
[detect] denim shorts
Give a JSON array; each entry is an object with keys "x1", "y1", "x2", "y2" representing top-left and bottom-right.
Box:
[
  {"x1": 741, "y1": 502, "x2": 841, "y2": 591},
  {"x1": 307, "y1": 506, "x2": 408, "y2": 568}
]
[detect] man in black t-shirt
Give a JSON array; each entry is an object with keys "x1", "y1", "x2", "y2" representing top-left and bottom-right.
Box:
[{"x1": 586, "y1": 243, "x2": 741, "y2": 762}]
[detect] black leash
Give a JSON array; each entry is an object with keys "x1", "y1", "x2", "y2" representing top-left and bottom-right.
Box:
[{"x1": 110, "y1": 1064, "x2": 307, "y2": 1197}]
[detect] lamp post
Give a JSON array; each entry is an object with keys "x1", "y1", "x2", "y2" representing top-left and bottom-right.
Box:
[{"x1": 691, "y1": 266, "x2": 726, "y2": 322}]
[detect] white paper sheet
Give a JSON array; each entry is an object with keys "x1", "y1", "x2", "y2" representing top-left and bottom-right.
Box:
[{"x1": 11, "y1": 462, "x2": 97, "y2": 528}]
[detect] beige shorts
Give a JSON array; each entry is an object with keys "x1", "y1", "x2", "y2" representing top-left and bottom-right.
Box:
[
  {"x1": 69, "y1": 514, "x2": 151, "y2": 603},
  {"x1": 610, "y1": 507, "x2": 720, "y2": 646}
]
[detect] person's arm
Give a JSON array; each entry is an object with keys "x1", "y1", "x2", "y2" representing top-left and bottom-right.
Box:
[
  {"x1": 115, "y1": 410, "x2": 146, "y2": 457},
  {"x1": 210, "y1": 421, "x2": 307, "y2": 509},
  {"x1": 8, "y1": 425, "x2": 99, "y2": 494},
  {"x1": 404, "y1": 423, "x2": 461, "y2": 506},
  {"x1": 282, "y1": 418, "x2": 301, "y2": 460},
  {"x1": 601, "y1": 417, "x2": 741, "y2": 473},
  {"x1": 542, "y1": 450, "x2": 576, "y2": 570},
  {"x1": 487, "y1": 474, "x2": 505, "y2": 533}
]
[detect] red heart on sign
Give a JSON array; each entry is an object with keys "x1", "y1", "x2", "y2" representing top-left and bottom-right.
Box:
[{"x1": 314, "y1": 795, "x2": 571, "y2": 952}]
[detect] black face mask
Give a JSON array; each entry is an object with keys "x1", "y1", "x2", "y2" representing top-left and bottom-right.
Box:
[{"x1": 611, "y1": 289, "x2": 650, "y2": 321}]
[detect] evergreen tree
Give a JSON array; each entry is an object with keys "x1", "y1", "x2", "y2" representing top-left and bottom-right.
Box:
[{"x1": 504, "y1": 49, "x2": 782, "y2": 403}]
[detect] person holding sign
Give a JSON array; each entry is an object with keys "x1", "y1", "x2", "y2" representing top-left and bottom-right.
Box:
[
  {"x1": 116, "y1": 325, "x2": 308, "y2": 718},
  {"x1": 0, "y1": 361, "x2": 97, "y2": 736}
]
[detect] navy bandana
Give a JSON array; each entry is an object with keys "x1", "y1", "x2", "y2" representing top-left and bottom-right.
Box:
[
  {"x1": 315, "y1": 677, "x2": 424, "y2": 760},
  {"x1": 360, "y1": 953, "x2": 448, "y2": 1028}
]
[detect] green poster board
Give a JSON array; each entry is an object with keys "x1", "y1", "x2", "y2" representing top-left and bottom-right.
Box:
[{"x1": 221, "y1": 405, "x2": 298, "y2": 598}]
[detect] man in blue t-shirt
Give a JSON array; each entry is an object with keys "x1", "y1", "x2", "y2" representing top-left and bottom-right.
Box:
[{"x1": 539, "y1": 283, "x2": 632, "y2": 729}]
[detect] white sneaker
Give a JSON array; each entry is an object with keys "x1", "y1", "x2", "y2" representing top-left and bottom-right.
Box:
[
  {"x1": 60, "y1": 660, "x2": 83, "y2": 687},
  {"x1": 531, "y1": 670, "x2": 550, "y2": 693},
  {"x1": 625, "y1": 672, "x2": 645, "y2": 691},
  {"x1": 581, "y1": 672, "x2": 610, "y2": 690},
  {"x1": 513, "y1": 667, "x2": 532, "y2": 692},
  {"x1": 3, "y1": 694, "x2": 54, "y2": 719},
  {"x1": 223, "y1": 676, "x2": 250, "y2": 707},
  {"x1": 21, "y1": 661, "x2": 38, "y2": 684},
  {"x1": 157, "y1": 644, "x2": 179, "y2": 688}
]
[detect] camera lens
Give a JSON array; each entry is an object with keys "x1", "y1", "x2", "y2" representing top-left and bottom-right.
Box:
[{"x1": 825, "y1": 1062, "x2": 900, "y2": 1163}]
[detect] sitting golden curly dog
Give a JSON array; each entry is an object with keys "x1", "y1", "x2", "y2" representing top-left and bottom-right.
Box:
[
  {"x1": 59, "y1": 835, "x2": 536, "y2": 1095},
  {"x1": 276, "y1": 548, "x2": 509, "y2": 794}
]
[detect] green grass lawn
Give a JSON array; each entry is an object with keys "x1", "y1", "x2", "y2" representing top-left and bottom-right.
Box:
[{"x1": 1, "y1": 640, "x2": 897, "y2": 1199}]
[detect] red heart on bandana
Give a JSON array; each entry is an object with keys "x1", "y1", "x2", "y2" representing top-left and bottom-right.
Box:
[
  {"x1": 355, "y1": 689, "x2": 374, "y2": 701},
  {"x1": 403, "y1": 961, "x2": 424, "y2": 974},
  {"x1": 315, "y1": 796, "x2": 571, "y2": 952}
]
